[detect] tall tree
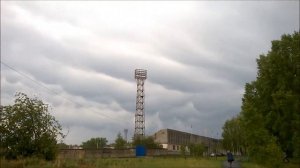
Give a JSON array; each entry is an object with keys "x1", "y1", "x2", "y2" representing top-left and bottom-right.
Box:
[
  {"x1": 237, "y1": 31, "x2": 300, "y2": 166},
  {"x1": 254, "y1": 32, "x2": 300, "y2": 158},
  {"x1": 241, "y1": 82, "x2": 283, "y2": 167},
  {"x1": 222, "y1": 116, "x2": 247, "y2": 155},
  {"x1": 0, "y1": 92, "x2": 63, "y2": 160},
  {"x1": 81, "y1": 137, "x2": 108, "y2": 149},
  {"x1": 114, "y1": 133, "x2": 127, "y2": 149}
]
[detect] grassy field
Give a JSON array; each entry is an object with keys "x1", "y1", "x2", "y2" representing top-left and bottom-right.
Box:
[
  {"x1": 2, "y1": 157, "x2": 299, "y2": 168},
  {"x1": 240, "y1": 160, "x2": 299, "y2": 168},
  {"x1": 241, "y1": 161, "x2": 300, "y2": 168},
  {"x1": 1, "y1": 157, "x2": 222, "y2": 168}
]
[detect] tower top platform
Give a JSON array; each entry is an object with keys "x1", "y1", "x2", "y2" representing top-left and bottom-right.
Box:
[{"x1": 135, "y1": 69, "x2": 147, "y2": 79}]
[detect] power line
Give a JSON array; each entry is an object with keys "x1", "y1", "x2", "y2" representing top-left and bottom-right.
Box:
[
  {"x1": 1, "y1": 61, "x2": 64, "y2": 99},
  {"x1": 1, "y1": 61, "x2": 132, "y2": 125}
]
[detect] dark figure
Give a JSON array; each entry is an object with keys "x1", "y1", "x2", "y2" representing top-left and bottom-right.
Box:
[{"x1": 227, "y1": 151, "x2": 234, "y2": 168}]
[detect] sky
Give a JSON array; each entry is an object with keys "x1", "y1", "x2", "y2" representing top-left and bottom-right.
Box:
[{"x1": 1, "y1": 1, "x2": 299, "y2": 145}]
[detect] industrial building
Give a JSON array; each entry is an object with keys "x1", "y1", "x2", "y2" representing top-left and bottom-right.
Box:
[{"x1": 153, "y1": 129, "x2": 222, "y2": 154}]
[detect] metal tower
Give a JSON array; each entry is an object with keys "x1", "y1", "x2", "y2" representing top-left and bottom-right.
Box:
[{"x1": 134, "y1": 69, "x2": 147, "y2": 138}]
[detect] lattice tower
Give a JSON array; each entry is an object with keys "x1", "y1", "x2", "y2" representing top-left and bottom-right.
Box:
[{"x1": 134, "y1": 69, "x2": 147, "y2": 138}]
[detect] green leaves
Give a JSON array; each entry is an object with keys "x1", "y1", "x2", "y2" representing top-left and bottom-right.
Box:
[
  {"x1": 189, "y1": 143, "x2": 205, "y2": 158},
  {"x1": 252, "y1": 32, "x2": 300, "y2": 159},
  {"x1": 222, "y1": 31, "x2": 300, "y2": 166},
  {"x1": 222, "y1": 116, "x2": 247, "y2": 155},
  {"x1": 114, "y1": 133, "x2": 127, "y2": 149},
  {"x1": 81, "y1": 137, "x2": 108, "y2": 149},
  {"x1": 132, "y1": 136, "x2": 161, "y2": 149},
  {"x1": 0, "y1": 92, "x2": 63, "y2": 160}
]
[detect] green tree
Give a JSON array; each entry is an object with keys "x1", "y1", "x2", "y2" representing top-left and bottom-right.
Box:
[
  {"x1": 132, "y1": 136, "x2": 161, "y2": 149},
  {"x1": 180, "y1": 145, "x2": 187, "y2": 158},
  {"x1": 58, "y1": 142, "x2": 69, "y2": 149},
  {"x1": 114, "y1": 133, "x2": 126, "y2": 149},
  {"x1": 222, "y1": 116, "x2": 247, "y2": 155},
  {"x1": 253, "y1": 32, "x2": 300, "y2": 159},
  {"x1": 81, "y1": 137, "x2": 108, "y2": 149},
  {"x1": 241, "y1": 82, "x2": 283, "y2": 167},
  {"x1": 189, "y1": 143, "x2": 205, "y2": 158},
  {"x1": 236, "y1": 31, "x2": 299, "y2": 167},
  {"x1": 0, "y1": 92, "x2": 63, "y2": 160}
]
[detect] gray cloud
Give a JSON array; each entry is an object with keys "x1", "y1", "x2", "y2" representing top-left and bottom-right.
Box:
[{"x1": 1, "y1": 1, "x2": 299, "y2": 144}]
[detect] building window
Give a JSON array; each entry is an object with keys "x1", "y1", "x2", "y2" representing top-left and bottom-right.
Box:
[
  {"x1": 177, "y1": 146, "x2": 179, "y2": 150},
  {"x1": 173, "y1": 145, "x2": 175, "y2": 150}
]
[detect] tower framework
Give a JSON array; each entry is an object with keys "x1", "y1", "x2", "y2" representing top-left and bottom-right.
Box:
[{"x1": 134, "y1": 69, "x2": 147, "y2": 138}]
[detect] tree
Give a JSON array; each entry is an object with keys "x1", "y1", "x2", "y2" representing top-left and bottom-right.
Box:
[
  {"x1": 233, "y1": 31, "x2": 299, "y2": 167},
  {"x1": 81, "y1": 137, "x2": 108, "y2": 149},
  {"x1": 0, "y1": 92, "x2": 63, "y2": 160},
  {"x1": 180, "y1": 145, "x2": 187, "y2": 159},
  {"x1": 58, "y1": 142, "x2": 69, "y2": 149},
  {"x1": 253, "y1": 32, "x2": 300, "y2": 160},
  {"x1": 189, "y1": 143, "x2": 205, "y2": 158},
  {"x1": 114, "y1": 133, "x2": 126, "y2": 149},
  {"x1": 240, "y1": 82, "x2": 283, "y2": 167},
  {"x1": 132, "y1": 136, "x2": 161, "y2": 149},
  {"x1": 222, "y1": 116, "x2": 247, "y2": 155}
]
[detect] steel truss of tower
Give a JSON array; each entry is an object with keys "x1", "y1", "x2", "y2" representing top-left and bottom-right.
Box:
[{"x1": 134, "y1": 69, "x2": 147, "y2": 138}]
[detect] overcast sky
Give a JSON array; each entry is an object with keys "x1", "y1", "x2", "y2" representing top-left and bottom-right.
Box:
[{"x1": 1, "y1": 1, "x2": 299, "y2": 145}]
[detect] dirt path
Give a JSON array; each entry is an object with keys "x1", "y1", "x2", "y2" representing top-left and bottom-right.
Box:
[{"x1": 222, "y1": 160, "x2": 241, "y2": 168}]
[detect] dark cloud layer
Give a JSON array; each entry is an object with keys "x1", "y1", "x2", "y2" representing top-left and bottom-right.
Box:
[{"x1": 1, "y1": 1, "x2": 299, "y2": 144}]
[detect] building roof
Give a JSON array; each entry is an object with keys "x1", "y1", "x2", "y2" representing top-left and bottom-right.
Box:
[{"x1": 157, "y1": 128, "x2": 220, "y2": 141}]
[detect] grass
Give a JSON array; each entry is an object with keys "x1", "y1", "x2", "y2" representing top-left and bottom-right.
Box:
[
  {"x1": 241, "y1": 162, "x2": 300, "y2": 168},
  {"x1": 2, "y1": 156, "x2": 299, "y2": 168},
  {"x1": 240, "y1": 160, "x2": 300, "y2": 168},
  {"x1": 241, "y1": 162, "x2": 265, "y2": 168},
  {"x1": 1, "y1": 157, "x2": 223, "y2": 168}
]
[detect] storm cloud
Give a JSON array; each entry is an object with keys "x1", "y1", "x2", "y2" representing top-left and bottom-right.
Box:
[{"x1": 1, "y1": 1, "x2": 299, "y2": 144}]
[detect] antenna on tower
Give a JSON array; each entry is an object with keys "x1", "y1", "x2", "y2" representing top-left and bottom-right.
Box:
[{"x1": 134, "y1": 69, "x2": 147, "y2": 138}]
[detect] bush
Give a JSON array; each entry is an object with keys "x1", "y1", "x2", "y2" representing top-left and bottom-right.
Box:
[
  {"x1": 189, "y1": 143, "x2": 205, "y2": 158},
  {"x1": 249, "y1": 138, "x2": 283, "y2": 168},
  {"x1": 0, "y1": 93, "x2": 63, "y2": 160}
]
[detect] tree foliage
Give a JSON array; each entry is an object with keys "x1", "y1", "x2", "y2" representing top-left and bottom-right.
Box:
[
  {"x1": 58, "y1": 142, "x2": 69, "y2": 149},
  {"x1": 81, "y1": 137, "x2": 108, "y2": 149},
  {"x1": 253, "y1": 32, "x2": 300, "y2": 159},
  {"x1": 189, "y1": 143, "x2": 205, "y2": 158},
  {"x1": 132, "y1": 136, "x2": 161, "y2": 149},
  {"x1": 222, "y1": 116, "x2": 247, "y2": 154},
  {"x1": 180, "y1": 145, "x2": 187, "y2": 158},
  {"x1": 0, "y1": 93, "x2": 63, "y2": 160},
  {"x1": 222, "y1": 31, "x2": 299, "y2": 167},
  {"x1": 240, "y1": 82, "x2": 284, "y2": 167},
  {"x1": 114, "y1": 133, "x2": 127, "y2": 149}
]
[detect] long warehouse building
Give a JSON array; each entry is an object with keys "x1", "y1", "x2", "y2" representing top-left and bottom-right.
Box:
[{"x1": 153, "y1": 128, "x2": 222, "y2": 154}]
